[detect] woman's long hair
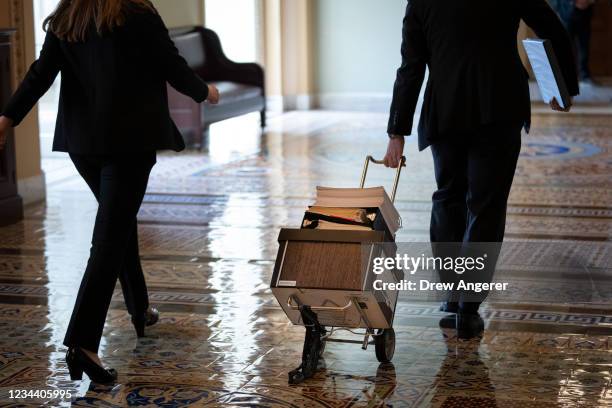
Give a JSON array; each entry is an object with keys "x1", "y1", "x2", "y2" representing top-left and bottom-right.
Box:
[{"x1": 43, "y1": 0, "x2": 156, "y2": 42}]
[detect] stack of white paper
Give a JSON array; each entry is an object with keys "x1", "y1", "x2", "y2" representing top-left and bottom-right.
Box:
[
  {"x1": 523, "y1": 39, "x2": 571, "y2": 109},
  {"x1": 313, "y1": 186, "x2": 402, "y2": 235}
]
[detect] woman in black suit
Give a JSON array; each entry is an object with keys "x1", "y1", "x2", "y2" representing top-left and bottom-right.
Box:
[{"x1": 0, "y1": 0, "x2": 219, "y2": 383}]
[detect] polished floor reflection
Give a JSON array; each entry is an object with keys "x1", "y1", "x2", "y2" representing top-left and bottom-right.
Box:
[{"x1": 0, "y1": 110, "x2": 611, "y2": 407}]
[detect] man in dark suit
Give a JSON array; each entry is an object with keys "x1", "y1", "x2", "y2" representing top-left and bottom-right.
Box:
[{"x1": 383, "y1": 0, "x2": 579, "y2": 338}]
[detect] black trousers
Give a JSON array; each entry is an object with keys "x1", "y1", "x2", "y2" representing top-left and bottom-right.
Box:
[
  {"x1": 63, "y1": 152, "x2": 156, "y2": 352},
  {"x1": 567, "y1": 7, "x2": 593, "y2": 80},
  {"x1": 430, "y1": 122, "x2": 522, "y2": 313}
]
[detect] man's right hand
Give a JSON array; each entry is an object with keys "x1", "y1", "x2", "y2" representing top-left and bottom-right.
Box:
[
  {"x1": 206, "y1": 84, "x2": 220, "y2": 105},
  {"x1": 384, "y1": 136, "x2": 405, "y2": 168},
  {"x1": 0, "y1": 116, "x2": 14, "y2": 151},
  {"x1": 550, "y1": 97, "x2": 572, "y2": 113}
]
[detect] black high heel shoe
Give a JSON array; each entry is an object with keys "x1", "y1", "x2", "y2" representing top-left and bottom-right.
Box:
[
  {"x1": 66, "y1": 347, "x2": 117, "y2": 384},
  {"x1": 131, "y1": 307, "x2": 160, "y2": 338}
]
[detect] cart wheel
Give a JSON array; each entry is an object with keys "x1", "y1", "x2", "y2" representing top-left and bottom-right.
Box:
[
  {"x1": 375, "y1": 328, "x2": 395, "y2": 363},
  {"x1": 289, "y1": 368, "x2": 305, "y2": 385}
]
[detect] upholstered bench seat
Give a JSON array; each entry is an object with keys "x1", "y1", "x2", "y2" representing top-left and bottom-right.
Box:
[{"x1": 167, "y1": 27, "x2": 266, "y2": 148}]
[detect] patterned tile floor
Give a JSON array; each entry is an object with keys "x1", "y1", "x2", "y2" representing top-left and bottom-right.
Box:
[{"x1": 0, "y1": 110, "x2": 611, "y2": 407}]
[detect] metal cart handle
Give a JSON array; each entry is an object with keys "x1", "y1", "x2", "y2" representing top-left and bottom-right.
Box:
[
  {"x1": 360, "y1": 155, "x2": 406, "y2": 203},
  {"x1": 287, "y1": 296, "x2": 353, "y2": 312}
]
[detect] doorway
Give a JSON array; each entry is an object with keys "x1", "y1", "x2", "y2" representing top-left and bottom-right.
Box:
[
  {"x1": 203, "y1": 0, "x2": 264, "y2": 157},
  {"x1": 33, "y1": 0, "x2": 65, "y2": 182},
  {"x1": 204, "y1": 0, "x2": 263, "y2": 64}
]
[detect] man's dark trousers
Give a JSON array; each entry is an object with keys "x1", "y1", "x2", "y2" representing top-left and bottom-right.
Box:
[{"x1": 430, "y1": 122, "x2": 523, "y2": 314}]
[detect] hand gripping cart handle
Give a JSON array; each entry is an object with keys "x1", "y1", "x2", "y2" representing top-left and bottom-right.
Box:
[
  {"x1": 286, "y1": 155, "x2": 406, "y2": 385},
  {"x1": 360, "y1": 155, "x2": 406, "y2": 203}
]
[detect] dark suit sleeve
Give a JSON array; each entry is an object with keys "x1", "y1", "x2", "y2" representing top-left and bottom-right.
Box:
[
  {"x1": 520, "y1": 0, "x2": 579, "y2": 96},
  {"x1": 1, "y1": 32, "x2": 61, "y2": 126},
  {"x1": 387, "y1": 0, "x2": 428, "y2": 136},
  {"x1": 139, "y1": 12, "x2": 209, "y2": 103}
]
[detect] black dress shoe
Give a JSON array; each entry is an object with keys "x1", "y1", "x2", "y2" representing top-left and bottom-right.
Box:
[
  {"x1": 132, "y1": 307, "x2": 160, "y2": 338},
  {"x1": 439, "y1": 302, "x2": 459, "y2": 313},
  {"x1": 66, "y1": 347, "x2": 117, "y2": 384},
  {"x1": 456, "y1": 313, "x2": 485, "y2": 340},
  {"x1": 439, "y1": 314, "x2": 457, "y2": 329}
]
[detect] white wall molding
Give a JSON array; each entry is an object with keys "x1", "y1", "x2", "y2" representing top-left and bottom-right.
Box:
[
  {"x1": 266, "y1": 95, "x2": 285, "y2": 112},
  {"x1": 315, "y1": 93, "x2": 392, "y2": 112},
  {"x1": 269, "y1": 93, "x2": 391, "y2": 112},
  {"x1": 282, "y1": 93, "x2": 316, "y2": 111},
  {"x1": 295, "y1": 94, "x2": 316, "y2": 110},
  {"x1": 18, "y1": 172, "x2": 46, "y2": 205}
]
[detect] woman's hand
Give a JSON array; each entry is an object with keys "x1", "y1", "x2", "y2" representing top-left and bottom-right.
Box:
[
  {"x1": 206, "y1": 84, "x2": 220, "y2": 105},
  {"x1": 0, "y1": 116, "x2": 14, "y2": 150},
  {"x1": 384, "y1": 136, "x2": 405, "y2": 168}
]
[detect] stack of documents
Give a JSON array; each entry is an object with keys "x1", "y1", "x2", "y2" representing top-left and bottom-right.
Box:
[
  {"x1": 522, "y1": 38, "x2": 571, "y2": 109},
  {"x1": 305, "y1": 187, "x2": 401, "y2": 235},
  {"x1": 302, "y1": 207, "x2": 375, "y2": 231}
]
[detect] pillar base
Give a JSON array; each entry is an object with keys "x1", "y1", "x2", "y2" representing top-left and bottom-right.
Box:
[{"x1": 0, "y1": 195, "x2": 24, "y2": 227}]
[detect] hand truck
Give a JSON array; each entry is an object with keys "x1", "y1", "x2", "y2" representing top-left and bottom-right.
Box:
[{"x1": 286, "y1": 155, "x2": 406, "y2": 385}]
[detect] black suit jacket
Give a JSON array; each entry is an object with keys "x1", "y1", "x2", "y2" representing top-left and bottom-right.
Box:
[
  {"x1": 1, "y1": 9, "x2": 209, "y2": 154},
  {"x1": 388, "y1": 0, "x2": 579, "y2": 151}
]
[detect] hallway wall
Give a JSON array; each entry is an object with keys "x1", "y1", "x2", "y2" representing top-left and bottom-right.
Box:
[
  {"x1": 313, "y1": 0, "x2": 405, "y2": 110},
  {"x1": 151, "y1": 0, "x2": 205, "y2": 28},
  {"x1": 310, "y1": 0, "x2": 537, "y2": 112}
]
